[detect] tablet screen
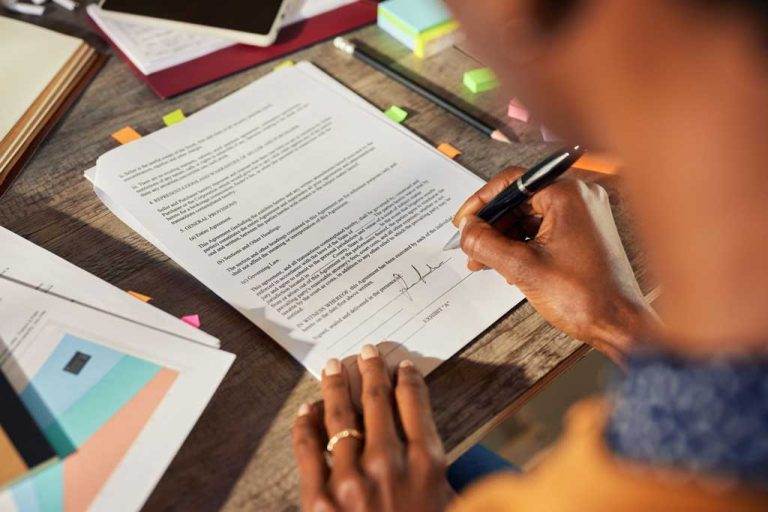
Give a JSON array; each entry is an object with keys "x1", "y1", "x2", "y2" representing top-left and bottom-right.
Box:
[{"x1": 101, "y1": 0, "x2": 286, "y2": 36}]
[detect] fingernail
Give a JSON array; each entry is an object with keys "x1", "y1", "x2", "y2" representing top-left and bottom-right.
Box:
[
  {"x1": 297, "y1": 403, "x2": 311, "y2": 417},
  {"x1": 458, "y1": 217, "x2": 468, "y2": 233},
  {"x1": 399, "y1": 359, "x2": 414, "y2": 369},
  {"x1": 324, "y1": 358, "x2": 341, "y2": 376},
  {"x1": 360, "y1": 344, "x2": 378, "y2": 360}
]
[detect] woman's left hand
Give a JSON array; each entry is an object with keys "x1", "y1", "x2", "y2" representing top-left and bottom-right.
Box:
[{"x1": 292, "y1": 345, "x2": 454, "y2": 512}]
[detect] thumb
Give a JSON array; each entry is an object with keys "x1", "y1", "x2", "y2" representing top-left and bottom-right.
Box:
[{"x1": 459, "y1": 215, "x2": 541, "y2": 285}]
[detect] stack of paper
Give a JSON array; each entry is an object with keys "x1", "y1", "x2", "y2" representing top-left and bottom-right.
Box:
[
  {"x1": 0, "y1": 228, "x2": 234, "y2": 511},
  {"x1": 86, "y1": 0, "x2": 357, "y2": 75},
  {"x1": 86, "y1": 62, "x2": 524, "y2": 378}
]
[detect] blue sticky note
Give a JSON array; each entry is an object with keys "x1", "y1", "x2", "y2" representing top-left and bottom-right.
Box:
[{"x1": 379, "y1": 0, "x2": 452, "y2": 33}]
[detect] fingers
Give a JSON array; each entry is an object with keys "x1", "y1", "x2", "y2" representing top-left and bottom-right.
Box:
[
  {"x1": 322, "y1": 359, "x2": 362, "y2": 472},
  {"x1": 293, "y1": 403, "x2": 333, "y2": 511},
  {"x1": 358, "y1": 345, "x2": 400, "y2": 451},
  {"x1": 460, "y1": 215, "x2": 540, "y2": 285},
  {"x1": 394, "y1": 361, "x2": 443, "y2": 459},
  {"x1": 453, "y1": 167, "x2": 527, "y2": 225}
]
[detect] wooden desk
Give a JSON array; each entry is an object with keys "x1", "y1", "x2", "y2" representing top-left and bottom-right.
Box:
[{"x1": 0, "y1": 8, "x2": 653, "y2": 511}]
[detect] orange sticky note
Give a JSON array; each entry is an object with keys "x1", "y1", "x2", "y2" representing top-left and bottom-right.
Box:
[
  {"x1": 437, "y1": 143, "x2": 461, "y2": 159},
  {"x1": 127, "y1": 290, "x2": 152, "y2": 303},
  {"x1": 573, "y1": 153, "x2": 623, "y2": 175},
  {"x1": 111, "y1": 127, "x2": 141, "y2": 145}
]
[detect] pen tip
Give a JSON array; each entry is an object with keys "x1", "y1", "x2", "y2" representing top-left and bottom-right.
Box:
[{"x1": 442, "y1": 232, "x2": 461, "y2": 251}]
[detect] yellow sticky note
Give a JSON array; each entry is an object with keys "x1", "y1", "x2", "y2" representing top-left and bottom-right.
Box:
[
  {"x1": 127, "y1": 290, "x2": 152, "y2": 302},
  {"x1": 573, "y1": 153, "x2": 622, "y2": 175},
  {"x1": 437, "y1": 142, "x2": 461, "y2": 159},
  {"x1": 273, "y1": 59, "x2": 295, "y2": 71},
  {"x1": 111, "y1": 126, "x2": 141, "y2": 144},
  {"x1": 162, "y1": 109, "x2": 186, "y2": 127}
]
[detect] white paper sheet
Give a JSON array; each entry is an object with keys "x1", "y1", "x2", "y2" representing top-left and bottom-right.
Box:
[
  {"x1": 87, "y1": 0, "x2": 357, "y2": 75},
  {"x1": 0, "y1": 227, "x2": 220, "y2": 348},
  {"x1": 91, "y1": 62, "x2": 525, "y2": 377}
]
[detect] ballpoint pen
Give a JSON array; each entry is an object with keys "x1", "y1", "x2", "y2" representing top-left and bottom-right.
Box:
[{"x1": 443, "y1": 145, "x2": 585, "y2": 251}]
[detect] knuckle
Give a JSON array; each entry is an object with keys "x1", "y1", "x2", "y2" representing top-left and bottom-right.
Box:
[
  {"x1": 408, "y1": 445, "x2": 446, "y2": 480},
  {"x1": 308, "y1": 496, "x2": 337, "y2": 512},
  {"x1": 363, "y1": 381, "x2": 391, "y2": 401},
  {"x1": 362, "y1": 450, "x2": 399, "y2": 481},
  {"x1": 331, "y1": 474, "x2": 368, "y2": 507},
  {"x1": 460, "y1": 224, "x2": 490, "y2": 257},
  {"x1": 327, "y1": 403, "x2": 355, "y2": 425}
]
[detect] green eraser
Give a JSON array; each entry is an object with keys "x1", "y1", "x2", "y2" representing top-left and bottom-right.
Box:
[
  {"x1": 384, "y1": 105, "x2": 408, "y2": 123},
  {"x1": 162, "y1": 109, "x2": 186, "y2": 126},
  {"x1": 463, "y1": 68, "x2": 499, "y2": 94}
]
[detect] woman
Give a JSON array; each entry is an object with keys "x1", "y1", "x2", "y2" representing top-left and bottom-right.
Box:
[{"x1": 292, "y1": 1, "x2": 768, "y2": 510}]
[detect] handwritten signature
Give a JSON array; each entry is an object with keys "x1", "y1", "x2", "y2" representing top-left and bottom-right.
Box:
[{"x1": 393, "y1": 258, "x2": 452, "y2": 300}]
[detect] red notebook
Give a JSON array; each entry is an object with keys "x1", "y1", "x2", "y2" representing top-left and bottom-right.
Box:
[{"x1": 88, "y1": 1, "x2": 377, "y2": 98}]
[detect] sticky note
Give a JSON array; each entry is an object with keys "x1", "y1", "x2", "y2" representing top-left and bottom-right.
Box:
[
  {"x1": 162, "y1": 109, "x2": 186, "y2": 127},
  {"x1": 507, "y1": 98, "x2": 530, "y2": 123},
  {"x1": 111, "y1": 127, "x2": 141, "y2": 145},
  {"x1": 437, "y1": 143, "x2": 461, "y2": 159},
  {"x1": 273, "y1": 59, "x2": 295, "y2": 71},
  {"x1": 181, "y1": 314, "x2": 201, "y2": 329},
  {"x1": 573, "y1": 153, "x2": 622, "y2": 175},
  {"x1": 463, "y1": 68, "x2": 499, "y2": 94},
  {"x1": 127, "y1": 291, "x2": 152, "y2": 303},
  {"x1": 384, "y1": 105, "x2": 408, "y2": 124},
  {"x1": 540, "y1": 125, "x2": 561, "y2": 142}
]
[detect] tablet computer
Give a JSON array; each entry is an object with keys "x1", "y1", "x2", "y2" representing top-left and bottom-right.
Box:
[{"x1": 97, "y1": 0, "x2": 291, "y2": 46}]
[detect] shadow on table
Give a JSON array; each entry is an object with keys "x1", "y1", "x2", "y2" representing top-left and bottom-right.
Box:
[{"x1": 3, "y1": 196, "x2": 536, "y2": 511}]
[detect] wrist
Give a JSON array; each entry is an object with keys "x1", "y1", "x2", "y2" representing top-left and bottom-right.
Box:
[{"x1": 592, "y1": 300, "x2": 659, "y2": 364}]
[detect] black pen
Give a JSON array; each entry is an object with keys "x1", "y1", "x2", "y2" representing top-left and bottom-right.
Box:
[
  {"x1": 333, "y1": 37, "x2": 512, "y2": 143},
  {"x1": 443, "y1": 145, "x2": 585, "y2": 251}
]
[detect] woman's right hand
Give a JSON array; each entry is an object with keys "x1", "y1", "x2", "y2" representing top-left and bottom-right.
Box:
[{"x1": 454, "y1": 168, "x2": 658, "y2": 364}]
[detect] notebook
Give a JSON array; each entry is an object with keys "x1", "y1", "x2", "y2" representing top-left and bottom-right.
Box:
[
  {"x1": 86, "y1": 62, "x2": 526, "y2": 378},
  {"x1": 0, "y1": 17, "x2": 106, "y2": 196}
]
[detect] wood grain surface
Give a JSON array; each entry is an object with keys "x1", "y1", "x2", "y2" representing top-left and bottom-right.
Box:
[{"x1": 1, "y1": 6, "x2": 654, "y2": 511}]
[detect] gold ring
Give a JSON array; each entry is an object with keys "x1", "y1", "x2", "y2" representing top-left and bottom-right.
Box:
[{"x1": 326, "y1": 428, "x2": 364, "y2": 453}]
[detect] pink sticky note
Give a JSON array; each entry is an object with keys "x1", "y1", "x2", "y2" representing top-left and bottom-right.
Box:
[
  {"x1": 507, "y1": 98, "x2": 530, "y2": 123},
  {"x1": 181, "y1": 314, "x2": 201, "y2": 329},
  {"x1": 540, "y1": 125, "x2": 561, "y2": 142}
]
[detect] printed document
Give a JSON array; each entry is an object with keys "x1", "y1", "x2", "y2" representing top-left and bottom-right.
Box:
[{"x1": 90, "y1": 62, "x2": 525, "y2": 377}]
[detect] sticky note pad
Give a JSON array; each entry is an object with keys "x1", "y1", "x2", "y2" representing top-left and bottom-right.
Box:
[
  {"x1": 507, "y1": 98, "x2": 530, "y2": 123},
  {"x1": 127, "y1": 291, "x2": 152, "y2": 303},
  {"x1": 111, "y1": 127, "x2": 141, "y2": 145},
  {"x1": 437, "y1": 143, "x2": 461, "y2": 159},
  {"x1": 573, "y1": 153, "x2": 622, "y2": 175},
  {"x1": 273, "y1": 59, "x2": 295, "y2": 71},
  {"x1": 162, "y1": 109, "x2": 186, "y2": 127},
  {"x1": 384, "y1": 105, "x2": 408, "y2": 123},
  {"x1": 181, "y1": 314, "x2": 201, "y2": 329},
  {"x1": 463, "y1": 68, "x2": 499, "y2": 94},
  {"x1": 378, "y1": 0, "x2": 459, "y2": 58}
]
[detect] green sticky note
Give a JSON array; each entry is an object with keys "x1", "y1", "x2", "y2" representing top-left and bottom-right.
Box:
[
  {"x1": 273, "y1": 59, "x2": 295, "y2": 70},
  {"x1": 384, "y1": 105, "x2": 408, "y2": 123},
  {"x1": 463, "y1": 68, "x2": 499, "y2": 94},
  {"x1": 162, "y1": 109, "x2": 186, "y2": 126}
]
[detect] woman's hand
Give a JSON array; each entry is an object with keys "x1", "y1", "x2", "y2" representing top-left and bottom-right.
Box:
[
  {"x1": 454, "y1": 168, "x2": 658, "y2": 364},
  {"x1": 292, "y1": 346, "x2": 454, "y2": 512}
]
